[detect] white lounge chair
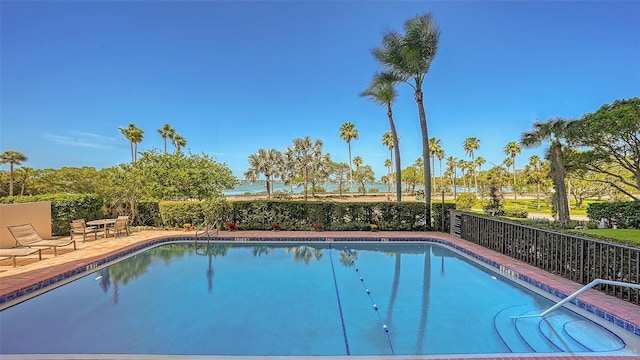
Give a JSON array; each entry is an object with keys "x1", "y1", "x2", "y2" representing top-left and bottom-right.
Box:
[{"x1": 8, "y1": 223, "x2": 76, "y2": 256}]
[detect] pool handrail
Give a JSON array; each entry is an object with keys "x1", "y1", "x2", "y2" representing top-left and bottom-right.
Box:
[{"x1": 512, "y1": 279, "x2": 640, "y2": 319}]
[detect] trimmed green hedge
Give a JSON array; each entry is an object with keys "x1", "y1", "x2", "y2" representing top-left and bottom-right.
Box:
[
  {"x1": 1, "y1": 194, "x2": 102, "y2": 236},
  {"x1": 587, "y1": 201, "x2": 640, "y2": 229},
  {"x1": 229, "y1": 201, "x2": 428, "y2": 231}
]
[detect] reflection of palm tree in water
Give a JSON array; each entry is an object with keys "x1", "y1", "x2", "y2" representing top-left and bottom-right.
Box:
[
  {"x1": 286, "y1": 246, "x2": 323, "y2": 264},
  {"x1": 386, "y1": 253, "x2": 401, "y2": 324},
  {"x1": 415, "y1": 245, "x2": 431, "y2": 353},
  {"x1": 206, "y1": 253, "x2": 214, "y2": 293}
]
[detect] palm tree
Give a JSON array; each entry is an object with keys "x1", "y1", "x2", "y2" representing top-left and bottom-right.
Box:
[
  {"x1": 119, "y1": 123, "x2": 144, "y2": 163},
  {"x1": 503, "y1": 141, "x2": 522, "y2": 199},
  {"x1": 290, "y1": 137, "x2": 324, "y2": 201},
  {"x1": 384, "y1": 158, "x2": 393, "y2": 193},
  {"x1": 361, "y1": 71, "x2": 402, "y2": 201},
  {"x1": 373, "y1": 13, "x2": 440, "y2": 222},
  {"x1": 524, "y1": 155, "x2": 546, "y2": 210},
  {"x1": 245, "y1": 149, "x2": 284, "y2": 198},
  {"x1": 429, "y1": 137, "x2": 441, "y2": 194},
  {"x1": 520, "y1": 118, "x2": 572, "y2": 228},
  {"x1": 0, "y1": 150, "x2": 27, "y2": 196},
  {"x1": 436, "y1": 148, "x2": 445, "y2": 190},
  {"x1": 446, "y1": 156, "x2": 457, "y2": 199},
  {"x1": 172, "y1": 134, "x2": 187, "y2": 153},
  {"x1": 339, "y1": 122, "x2": 358, "y2": 194},
  {"x1": 463, "y1": 137, "x2": 480, "y2": 192},
  {"x1": 158, "y1": 123, "x2": 175, "y2": 154},
  {"x1": 353, "y1": 156, "x2": 363, "y2": 170}
]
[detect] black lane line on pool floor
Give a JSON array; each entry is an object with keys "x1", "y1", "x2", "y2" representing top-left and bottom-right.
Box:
[
  {"x1": 342, "y1": 247, "x2": 395, "y2": 355},
  {"x1": 328, "y1": 243, "x2": 351, "y2": 355}
]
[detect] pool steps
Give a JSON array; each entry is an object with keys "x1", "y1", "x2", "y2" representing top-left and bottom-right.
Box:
[{"x1": 494, "y1": 304, "x2": 626, "y2": 353}]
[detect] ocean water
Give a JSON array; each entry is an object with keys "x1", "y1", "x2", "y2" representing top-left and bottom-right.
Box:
[{"x1": 224, "y1": 180, "x2": 400, "y2": 196}]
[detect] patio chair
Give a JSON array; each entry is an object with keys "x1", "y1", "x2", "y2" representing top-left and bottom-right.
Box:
[
  {"x1": 117, "y1": 215, "x2": 130, "y2": 235},
  {"x1": 70, "y1": 219, "x2": 99, "y2": 242},
  {"x1": 7, "y1": 223, "x2": 77, "y2": 256},
  {"x1": 0, "y1": 248, "x2": 42, "y2": 267},
  {"x1": 107, "y1": 218, "x2": 129, "y2": 238}
]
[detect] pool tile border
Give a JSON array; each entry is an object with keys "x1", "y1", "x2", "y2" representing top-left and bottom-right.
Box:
[{"x1": 0, "y1": 235, "x2": 638, "y2": 339}]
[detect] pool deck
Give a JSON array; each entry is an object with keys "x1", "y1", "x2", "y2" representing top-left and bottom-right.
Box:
[{"x1": 0, "y1": 229, "x2": 638, "y2": 360}]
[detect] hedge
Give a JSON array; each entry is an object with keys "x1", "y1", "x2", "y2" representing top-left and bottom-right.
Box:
[
  {"x1": 587, "y1": 201, "x2": 640, "y2": 229},
  {"x1": 1, "y1": 194, "x2": 102, "y2": 236}
]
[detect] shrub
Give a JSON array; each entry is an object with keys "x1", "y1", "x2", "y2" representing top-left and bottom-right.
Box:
[
  {"x1": 456, "y1": 193, "x2": 477, "y2": 210},
  {"x1": 504, "y1": 209, "x2": 528, "y2": 218}
]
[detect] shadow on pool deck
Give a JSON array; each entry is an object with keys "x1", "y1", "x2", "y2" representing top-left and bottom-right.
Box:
[{"x1": 1, "y1": 229, "x2": 638, "y2": 360}]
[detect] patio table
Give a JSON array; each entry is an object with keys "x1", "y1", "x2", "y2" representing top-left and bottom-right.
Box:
[{"x1": 86, "y1": 219, "x2": 116, "y2": 238}]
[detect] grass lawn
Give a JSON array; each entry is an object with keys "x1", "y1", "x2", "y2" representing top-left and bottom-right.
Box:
[{"x1": 570, "y1": 228, "x2": 640, "y2": 247}]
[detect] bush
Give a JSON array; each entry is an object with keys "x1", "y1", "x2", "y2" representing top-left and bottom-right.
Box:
[
  {"x1": 456, "y1": 193, "x2": 477, "y2": 210},
  {"x1": 587, "y1": 201, "x2": 640, "y2": 229},
  {"x1": 504, "y1": 209, "x2": 528, "y2": 218},
  {"x1": 1, "y1": 194, "x2": 102, "y2": 236}
]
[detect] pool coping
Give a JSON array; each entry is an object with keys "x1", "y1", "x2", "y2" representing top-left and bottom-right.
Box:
[{"x1": 1, "y1": 230, "x2": 639, "y2": 359}]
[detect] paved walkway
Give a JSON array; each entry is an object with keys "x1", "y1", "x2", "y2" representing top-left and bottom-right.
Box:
[{"x1": 1, "y1": 229, "x2": 638, "y2": 360}]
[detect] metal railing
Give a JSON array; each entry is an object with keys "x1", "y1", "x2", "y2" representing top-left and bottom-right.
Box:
[
  {"x1": 451, "y1": 211, "x2": 640, "y2": 304},
  {"x1": 195, "y1": 220, "x2": 219, "y2": 255}
]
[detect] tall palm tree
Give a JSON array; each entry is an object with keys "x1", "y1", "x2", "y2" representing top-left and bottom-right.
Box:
[
  {"x1": 384, "y1": 158, "x2": 393, "y2": 193},
  {"x1": 172, "y1": 134, "x2": 187, "y2": 153},
  {"x1": 373, "y1": 13, "x2": 440, "y2": 223},
  {"x1": 0, "y1": 150, "x2": 27, "y2": 196},
  {"x1": 463, "y1": 137, "x2": 480, "y2": 192},
  {"x1": 290, "y1": 137, "x2": 324, "y2": 201},
  {"x1": 429, "y1": 137, "x2": 441, "y2": 193},
  {"x1": 503, "y1": 141, "x2": 522, "y2": 199},
  {"x1": 436, "y1": 148, "x2": 445, "y2": 190},
  {"x1": 119, "y1": 123, "x2": 144, "y2": 163},
  {"x1": 446, "y1": 156, "x2": 457, "y2": 198},
  {"x1": 339, "y1": 122, "x2": 358, "y2": 194},
  {"x1": 158, "y1": 123, "x2": 175, "y2": 154},
  {"x1": 520, "y1": 118, "x2": 572, "y2": 228},
  {"x1": 361, "y1": 71, "x2": 402, "y2": 201},
  {"x1": 245, "y1": 148, "x2": 284, "y2": 198}
]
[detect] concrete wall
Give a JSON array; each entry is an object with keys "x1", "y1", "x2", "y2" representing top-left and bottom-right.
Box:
[{"x1": 0, "y1": 202, "x2": 52, "y2": 249}]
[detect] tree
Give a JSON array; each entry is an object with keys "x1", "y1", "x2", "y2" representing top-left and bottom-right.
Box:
[
  {"x1": 0, "y1": 150, "x2": 28, "y2": 196},
  {"x1": 289, "y1": 137, "x2": 325, "y2": 201},
  {"x1": 353, "y1": 156, "x2": 363, "y2": 170},
  {"x1": 339, "y1": 122, "x2": 359, "y2": 194},
  {"x1": 158, "y1": 123, "x2": 176, "y2": 154},
  {"x1": 354, "y1": 165, "x2": 375, "y2": 194},
  {"x1": 429, "y1": 137, "x2": 442, "y2": 195},
  {"x1": 135, "y1": 150, "x2": 237, "y2": 200},
  {"x1": 329, "y1": 161, "x2": 350, "y2": 197},
  {"x1": 361, "y1": 72, "x2": 402, "y2": 201},
  {"x1": 436, "y1": 147, "x2": 445, "y2": 190},
  {"x1": 522, "y1": 155, "x2": 551, "y2": 210},
  {"x1": 521, "y1": 118, "x2": 572, "y2": 228},
  {"x1": 503, "y1": 141, "x2": 522, "y2": 199},
  {"x1": 172, "y1": 134, "x2": 187, "y2": 153},
  {"x1": 245, "y1": 149, "x2": 284, "y2": 198},
  {"x1": 569, "y1": 97, "x2": 640, "y2": 200},
  {"x1": 446, "y1": 156, "x2": 458, "y2": 199},
  {"x1": 118, "y1": 124, "x2": 144, "y2": 163},
  {"x1": 383, "y1": 158, "x2": 393, "y2": 193},
  {"x1": 463, "y1": 137, "x2": 480, "y2": 192},
  {"x1": 373, "y1": 13, "x2": 441, "y2": 225}
]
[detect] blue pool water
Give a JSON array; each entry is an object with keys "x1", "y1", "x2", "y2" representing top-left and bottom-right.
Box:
[{"x1": 0, "y1": 242, "x2": 634, "y2": 355}]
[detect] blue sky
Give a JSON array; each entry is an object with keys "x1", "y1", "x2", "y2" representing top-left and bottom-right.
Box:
[{"x1": 1, "y1": 1, "x2": 639, "y2": 180}]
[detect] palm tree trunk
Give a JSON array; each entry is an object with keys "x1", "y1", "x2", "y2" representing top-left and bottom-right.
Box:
[
  {"x1": 553, "y1": 141, "x2": 570, "y2": 228},
  {"x1": 415, "y1": 89, "x2": 431, "y2": 226},
  {"x1": 266, "y1": 174, "x2": 271, "y2": 198},
  {"x1": 387, "y1": 104, "x2": 402, "y2": 202},
  {"x1": 348, "y1": 143, "x2": 354, "y2": 195}
]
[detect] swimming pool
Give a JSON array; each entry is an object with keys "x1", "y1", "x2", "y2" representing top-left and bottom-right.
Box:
[{"x1": 0, "y1": 241, "x2": 637, "y2": 356}]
